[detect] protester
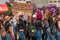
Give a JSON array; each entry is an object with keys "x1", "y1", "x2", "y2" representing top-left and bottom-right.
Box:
[
  {"x1": 46, "y1": 10, "x2": 56, "y2": 40},
  {"x1": 0, "y1": 6, "x2": 60, "y2": 40},
  {"x1": 56, "y1": 14, "x2": 60, "y2": 40}
]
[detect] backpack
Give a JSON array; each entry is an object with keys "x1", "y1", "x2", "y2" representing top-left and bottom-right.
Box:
[
  {"x1": 51, "y1": 23, "x2": 57, "y2": 35},
  {"x1": 28, "y1": 26, "x2": 37, "y2": 36}
]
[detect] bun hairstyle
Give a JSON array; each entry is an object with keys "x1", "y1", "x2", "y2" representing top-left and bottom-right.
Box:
[
  {"x1": 43, "y1": 9, "x2": 49, "y2": 19},
  {"x1": 4, "y1": 21, "x2": 11, "y2": 32}
]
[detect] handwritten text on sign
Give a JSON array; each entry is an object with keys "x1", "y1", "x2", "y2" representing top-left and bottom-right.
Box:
[{"x1": 12, "y1": 2, "x2": 32, "y2": 10}]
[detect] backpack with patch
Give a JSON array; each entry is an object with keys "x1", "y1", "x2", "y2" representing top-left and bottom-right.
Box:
[{"x1": 28, "y1": 26, "x2": 37, "y2": 36}]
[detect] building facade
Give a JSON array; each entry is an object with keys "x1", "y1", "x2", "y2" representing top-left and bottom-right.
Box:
[
  {"x1": 0, "y1": 0, "x2": 60, "y2": 7},
  {"x1": 31, "y1": 0, "x2": 60, "y2": 7},
  {"x1": 0, "y1": 0, "x2": 31, "y2": 4},
  {"x1": 31, "y1": 0, "x2": 49, "y2": 7}
]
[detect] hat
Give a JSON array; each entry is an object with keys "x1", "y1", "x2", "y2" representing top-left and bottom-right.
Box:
[
  {"x1": 5, "y1": 16, "x2": 10, "y2": 21},
  {"x1": 19, "y1": 12, "x2": 24, "y2": 17}
]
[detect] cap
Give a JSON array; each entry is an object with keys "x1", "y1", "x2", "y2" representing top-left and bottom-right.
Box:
[
  {"x1": 32, "y1": 14, "x2": 37, "y2": 18},
  {"x1": 5, "y1": 16, "x2": 10, "y2": 21}
]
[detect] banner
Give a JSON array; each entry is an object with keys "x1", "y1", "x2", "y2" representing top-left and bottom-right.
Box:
[
  {"x1": 38, "y1": 6, "x2": 57, "y2": 15},
  {"x1": 0, "y1": 4, "x2": 8, "y2": 13}
]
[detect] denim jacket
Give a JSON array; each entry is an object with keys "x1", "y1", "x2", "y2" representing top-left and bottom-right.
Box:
[{"x1": 6, "y1": 33, "x2": 11, "y2": 40}]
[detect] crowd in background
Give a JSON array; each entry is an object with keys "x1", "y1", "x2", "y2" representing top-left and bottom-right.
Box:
[{"x1": 0, "y1": 8, "x2": 60, "y2": 40}]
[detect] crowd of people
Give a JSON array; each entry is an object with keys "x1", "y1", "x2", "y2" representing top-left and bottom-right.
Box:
[{"x1": 0, "y1": 9, "x2": 60, "y2": 40}]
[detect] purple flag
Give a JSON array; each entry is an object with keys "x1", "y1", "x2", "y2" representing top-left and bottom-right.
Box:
[
  {"x1": 46, "y1": 6, "x2": 57, "y2": 15},
  {"x1": 38, "y1": 8, "x2": 43, "y2": 15}
]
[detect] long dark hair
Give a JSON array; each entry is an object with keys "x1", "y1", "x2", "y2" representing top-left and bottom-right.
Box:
[{"x1": 56, "y1": 19, "x2": 60, "y2": 29}]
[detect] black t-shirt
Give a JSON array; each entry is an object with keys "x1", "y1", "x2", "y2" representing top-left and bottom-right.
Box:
[
  {"x1": 35, "y1": 20, "x2": 43, "y2": 29},
  {"x1": 48, "y1": 17, "x2": 53, "y2": 27},
  {"x1": 18, "y1": 19, "x2": 26, "y2": 30}
]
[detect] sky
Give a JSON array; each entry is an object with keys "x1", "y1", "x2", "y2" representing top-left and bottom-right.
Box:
[
  {"x1": 0, "y1": 0, "x2": 9, "y2": 4},
  {"x1": 0, "y1": 0, "x2": 31, "y2": 4}
]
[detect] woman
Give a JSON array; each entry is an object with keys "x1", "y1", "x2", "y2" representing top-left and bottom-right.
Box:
[
  {"x1": 42, "y1": 9, "x2": 49, "y2": 40},
  {"x1": 18, "y1": 25, "x2": 26, "y2": 40},
  {"x1": 47, "y1": 10, "x2": 56, "y2": 40},
  {"x1": 9, "y1": 26, "x2": 15, "y2": 40},
  {"x1": 1, "y1": 28, "x2": 11, "y2": 40},
  {"x1": 35, "y1": 19, "x2": 42, "y2": 40},
  {"x1": 56, "y1": 14, "x2": 60, "y2": 40}
]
